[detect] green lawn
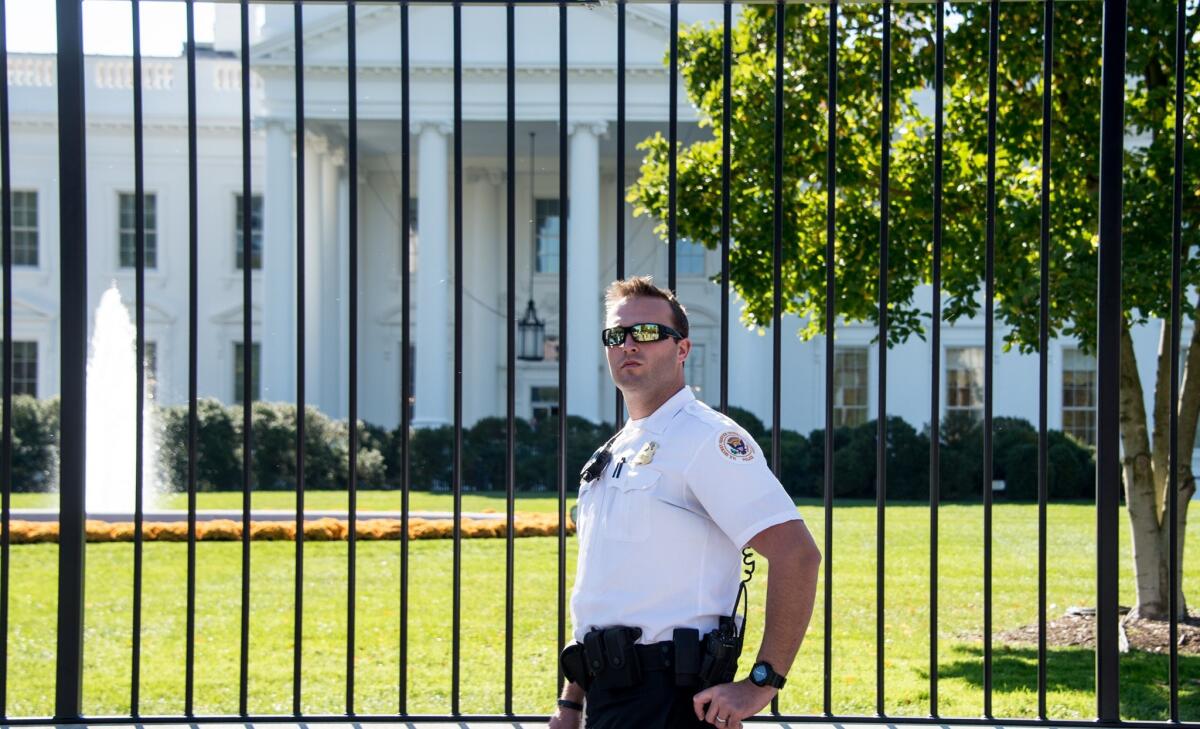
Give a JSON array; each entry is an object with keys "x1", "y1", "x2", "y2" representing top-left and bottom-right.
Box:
[
  {"x1": 11, "y1": 490, "x2": 563, "y2": 514},
  {"x1": 4, "y1": 500, "x2": 1200, "y2": 720}
]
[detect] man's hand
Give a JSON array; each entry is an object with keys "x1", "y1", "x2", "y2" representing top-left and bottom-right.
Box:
[
  {"x1": 547, "y1": 704, "x2": 582, "y2": 729},
  {"x1": 692, "y1": 678, "x2": 777, "y2": 729}
]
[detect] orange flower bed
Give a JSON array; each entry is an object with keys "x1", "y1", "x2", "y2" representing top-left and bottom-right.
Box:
[{"x1": 4, "y1": 513, "x2": 572, "y2": 544}]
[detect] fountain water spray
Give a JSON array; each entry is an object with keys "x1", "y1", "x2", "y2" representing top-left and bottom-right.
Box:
[{"x1": 85, "y1": 284, "x2": 159, "y2": 515}]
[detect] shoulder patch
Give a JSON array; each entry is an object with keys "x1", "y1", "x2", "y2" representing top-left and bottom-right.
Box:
[{"x1": 717, "y1": 430, "x2": 755, "y2": 462}]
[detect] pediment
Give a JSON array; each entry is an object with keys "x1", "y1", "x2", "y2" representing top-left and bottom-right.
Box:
[
  {"x1": 252, "y1": 2, "x2": 681, "y2": 72},
  {"x1": 11, "y1": 296, "x2": 53, "y2": 322},
  {"x1": 211, "y1": 303, "x2": 263, "y2": 327}
]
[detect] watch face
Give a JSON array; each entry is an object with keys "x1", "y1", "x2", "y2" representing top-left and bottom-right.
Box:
[{"x1": 752, "y1": 664, "x2": 767, "y2": 683}]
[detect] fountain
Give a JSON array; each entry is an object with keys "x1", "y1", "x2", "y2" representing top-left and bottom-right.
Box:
[{"x1": 85, "y1": 284, "x2": 159, "y2": 515}]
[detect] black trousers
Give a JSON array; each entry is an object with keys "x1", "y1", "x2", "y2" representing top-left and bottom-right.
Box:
[{"x1": 585, "y1": 670, "x2": 708, "y2": 729}]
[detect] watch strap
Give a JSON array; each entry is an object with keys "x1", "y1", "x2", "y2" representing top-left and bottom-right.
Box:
[{"x1": 752, "y1": 661, "x2": 787, "y2": 689}]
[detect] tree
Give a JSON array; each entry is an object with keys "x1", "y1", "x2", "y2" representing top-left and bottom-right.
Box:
[{"x1": 628, "y1": 2, "x2": 1200, "y2": 619}]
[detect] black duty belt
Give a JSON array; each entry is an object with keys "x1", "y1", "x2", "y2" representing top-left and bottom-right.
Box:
[{"x1": 560, "y1": 626, "x2": 703, "y2": 691}]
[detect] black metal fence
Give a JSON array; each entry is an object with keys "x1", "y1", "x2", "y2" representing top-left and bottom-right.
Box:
[{"x1": 0, "y1": 0, "x2": 1186, "y2": 723}]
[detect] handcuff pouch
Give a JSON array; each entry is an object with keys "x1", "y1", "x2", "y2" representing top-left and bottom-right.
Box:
[{"x1": 601, "y1": 626, "x2": 642, "y2": 688}]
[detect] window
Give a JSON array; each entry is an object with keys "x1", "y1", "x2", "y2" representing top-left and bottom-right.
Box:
[
  {"x1": 946, "y1": 346, "x2": 985, "y2": 419},
  {"x1": 678, "y1": 239, "x2": 706, "y2": 276},
  {"x1": 687, "y1": 342, "x2": 707, "y2": 400},
  {"x1": 5, "y1": 341, "x2": 37, "y2": 397},
  {"x1": 118, "y1": 192, "x2": 157, "y2": 269},
  {"x1": 531, "y1": 386, "x2": 559, "y2": 424},
  {"x1": 12, "y1": 191, "x2": 37, "y2": 266},
  {"x1": 233, "y1": 342, "x2": 260, "y2": 404},
  {"x1": 235, "y1": 194, "x2": 263, "y2": 270},
  {"x1": 1061, "y1": 348, "x2": 1096, "y2": 446},
  {"x1": 833, "y1": 347, "x2": 868, "y2": 427},
  {"x1": 535, "y1": 199, "x2": 560, "y2": 273}
]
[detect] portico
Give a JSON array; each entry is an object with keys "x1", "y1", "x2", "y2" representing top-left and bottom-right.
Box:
[{"x1": 251, "y1": 3, "x2": 702, "y2": 429}]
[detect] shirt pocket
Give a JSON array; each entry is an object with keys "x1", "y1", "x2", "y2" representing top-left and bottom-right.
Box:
[{"x1": 603, "y1": 467, "x2": 661, "y2": 543}]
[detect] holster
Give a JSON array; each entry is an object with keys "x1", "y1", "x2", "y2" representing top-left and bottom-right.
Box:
[{"x1": 559, "y1": 642, "x2": 591, "y2": 691}]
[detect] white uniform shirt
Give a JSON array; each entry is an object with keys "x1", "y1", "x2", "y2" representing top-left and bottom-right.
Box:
[{"x1": 570, "y1": 385, "x2": 802, "y2": 645}]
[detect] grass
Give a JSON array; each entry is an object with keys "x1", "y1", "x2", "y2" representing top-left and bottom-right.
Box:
[
  {"x1": 11, "y1": 490, "x2": 562, "y2": 514},
  {"x1": 4, "y1": 498, "x2": 1200, "y2": 720}
]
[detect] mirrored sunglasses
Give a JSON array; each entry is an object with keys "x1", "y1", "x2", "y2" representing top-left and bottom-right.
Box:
[{"x1": 601, "y1": 322, "x2": 684, "y2": 348}]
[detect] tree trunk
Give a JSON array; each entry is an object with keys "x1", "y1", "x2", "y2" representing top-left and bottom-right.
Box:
[
  {"x1": 1120, "y1": 323, "x2": 1167, "y2": 618},
  {"x1": 1125, "y1": 315, "x2": 1200, "y2": 621}
]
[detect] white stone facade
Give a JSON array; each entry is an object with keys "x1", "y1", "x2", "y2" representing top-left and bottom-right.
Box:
[{"x1": 0, "y1": 3, "x2": 1176, "y2": 449}]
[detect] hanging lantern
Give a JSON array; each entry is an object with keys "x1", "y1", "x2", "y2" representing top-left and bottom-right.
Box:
[{"x1": 518, "y1": 298, "x2": 545, "y2": 361}]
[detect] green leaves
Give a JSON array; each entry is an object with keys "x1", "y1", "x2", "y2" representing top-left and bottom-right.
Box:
[{"x1": 627, "y1": 1, "x2": 1200, "y2": 354}]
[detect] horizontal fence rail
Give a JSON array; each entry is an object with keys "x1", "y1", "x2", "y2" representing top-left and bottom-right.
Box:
[{"x1": 0, "y1": 0, "x2": 1187, "y2": 724}]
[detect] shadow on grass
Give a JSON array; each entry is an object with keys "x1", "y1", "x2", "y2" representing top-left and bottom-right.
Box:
[{"x1": 935, "y1": 644, "x2": 1200, "y2": 719}]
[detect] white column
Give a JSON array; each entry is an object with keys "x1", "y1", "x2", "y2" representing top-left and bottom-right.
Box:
[
  {"x1": 566, "y1": 122, "x2": 605, "y2": 423},
  {"x1": 262, "y1": 121, "x2": 294, "y2": 403},
  {"x1": 336, "y1": 170, "x2": 353, "y2": 420},
  {"x1": 464, "y1": 168, "x2": 501, "y2": 425},
  {"x1": 320, "y1": 145, "x2": 344, "y2": 418},
  {"x1": 414, "y1": 123, "x2": 451, "y2": 427},
  {"x1": 303, "y1": 135, "x2": 325, "y2": 412}
]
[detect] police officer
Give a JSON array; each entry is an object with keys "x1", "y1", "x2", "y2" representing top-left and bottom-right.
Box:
[{"x1": 550, "y1": 277, "x2": 821, "y2": 729}]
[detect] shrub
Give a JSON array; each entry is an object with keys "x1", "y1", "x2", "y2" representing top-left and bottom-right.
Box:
[
  {"x1": 157, "y1": 398, "x2": 241, "y2": 492},
  {"x1": 6, "y1": 395, "x2": 58, "y2": 492}
]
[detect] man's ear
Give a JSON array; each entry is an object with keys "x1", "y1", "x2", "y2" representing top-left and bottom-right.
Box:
[{"x1": 677, "y1": 338, "x2": 691, "y2": 364}]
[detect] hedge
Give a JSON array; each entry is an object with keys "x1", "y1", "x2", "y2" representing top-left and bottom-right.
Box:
[{"x1": 7, "y1": 396, "x2": 1095, "y2": 501}]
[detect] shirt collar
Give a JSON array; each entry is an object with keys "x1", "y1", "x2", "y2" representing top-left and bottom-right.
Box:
[{"x1": 627, "y1": 385, "x2": 695, "y2": 435}]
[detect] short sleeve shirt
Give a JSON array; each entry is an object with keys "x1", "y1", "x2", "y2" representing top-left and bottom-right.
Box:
[{"x1": 570, "y1": 386, "x2": 802, "y2": 645}]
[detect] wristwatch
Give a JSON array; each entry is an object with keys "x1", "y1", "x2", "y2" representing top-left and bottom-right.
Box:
[{"x1": 749, "y1": 661, "x2": 786, "y2": 689}]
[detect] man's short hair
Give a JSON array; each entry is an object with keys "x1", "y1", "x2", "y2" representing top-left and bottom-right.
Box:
[{"x1": 604, "y1": 276, "x2": 689, "y2": 339}]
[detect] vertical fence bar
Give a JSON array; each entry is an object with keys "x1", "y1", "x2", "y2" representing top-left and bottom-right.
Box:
[
  {"x1": 54, "y1": 0, "x2": 87, "y2": 716},
  {"x1": 398, "y1": 0, "x2": 412, "y2": 715},
  {"x1": 556, "y1": 0, "x2": 569, "y2": 690},
  {"x1": 237, "y1": 0, "x2": 253, "y2": 715},
  {"x1": 982, "y1": 0, "x2": 998, "y2": 717},
  {"x1": 451, "y1": 0, "x2": 464, "y2": 715},
  {"x1": 183, "y1": 0, "x2": 199, "y2": 715},
  {"x1": 1094, "y1": 0, "x2": 1126, "y2": 720},
  {"x1": 770, "y1": 2, "x2": 785, "y2": 715},
  {"x1": 616, "y1": 0, "x2": 626, "y2": 423},
  {"x1": 720, "y1": 0, "x2": 730, "y2": 417},
  {"x1": 504, "y1": 0, "x2": 516, "y2": 716},
  {"x1": 667, "y1": 0, "x2": 677, "y2": 292},
  {"x1": 0, "y1": 0, "x2": 12, "y2": 716},
  {"x1": 1169, "y1": 0, "x2": 1186, "y2": 721},
  {"x1": 823, "y1": 0, "x2": 836, "y2": 715},
  {"x1": 130, "y1": 0, "x2": 147, "y2": 713},
  {"x1": 875, "y1": 0, "x2": 891, "y2": 717},
  {"x1": 292, "y1": 0, "x2": 306, "y2": 716},
  {"x1": 346, "y1": 0, "x2": 359, "y2": 715},
  {"x1": 1037, "y1": 0, "x2": 1053, "y2": 719},
  {"x1": 930, "y1": 0, "x2": 944, "y2": 718}
]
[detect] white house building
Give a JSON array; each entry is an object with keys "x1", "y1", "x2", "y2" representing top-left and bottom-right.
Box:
[{"x1": 0, "y1": 2, "x2": 1173, "y2": 451}]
